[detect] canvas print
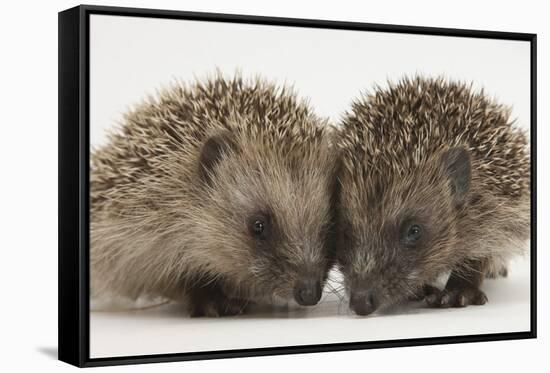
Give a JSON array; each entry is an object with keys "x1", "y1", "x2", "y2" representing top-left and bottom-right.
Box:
[{"x1": 84, "y1": 11, "x2": 533, "y2": 360}]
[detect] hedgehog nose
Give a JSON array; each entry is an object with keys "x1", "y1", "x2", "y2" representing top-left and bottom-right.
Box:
[
  {"x1": 350, "y1": 289, "x2": 378, "y2": 316},
  {"x1": 294, "y1": 278, "x2": 322, "y2": 306}
]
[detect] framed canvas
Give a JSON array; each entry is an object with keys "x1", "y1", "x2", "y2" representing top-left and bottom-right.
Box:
[{"x1": 58, "y1": 4, "x2": 537, "y2": 368}]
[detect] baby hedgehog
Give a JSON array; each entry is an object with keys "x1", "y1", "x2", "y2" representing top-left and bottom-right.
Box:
[
  {"x1": 90, "y1": 75, "x2": 337, "y2": 316},
  {"x1": 335, "y1": 76, "x2": 530, "y2": 316}
]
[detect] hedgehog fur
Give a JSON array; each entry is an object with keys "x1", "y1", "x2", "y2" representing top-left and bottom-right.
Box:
[
  {"x1": 90, "y1": 74, "x2": 337, "y2": 316},
  {"x1": 334, "y1": 76, "x2": 530, "y2": 315}
]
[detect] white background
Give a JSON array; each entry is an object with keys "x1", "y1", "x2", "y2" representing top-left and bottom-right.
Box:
[
  {"x1": 0, "y1": 0, "x2": 547, "y2": 372},
  {"x1": 88, "y1": 12, "x2": 532, "y2": 358},
  {"x1": 90, "y1": 15, "x2": 531, "y2": 146}
]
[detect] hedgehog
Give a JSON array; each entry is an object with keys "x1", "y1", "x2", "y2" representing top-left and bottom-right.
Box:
[
  {"x1": 90, "y1": 75, "x2": 337, "y2": 317},
  {"x1": 334, "y1": 76, "x2": 530, "y2": 316}
]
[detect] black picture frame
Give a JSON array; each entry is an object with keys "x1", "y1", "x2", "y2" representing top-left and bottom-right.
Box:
[{"x1": 58, "y1": 4, "x2": 537, "y2": 368}]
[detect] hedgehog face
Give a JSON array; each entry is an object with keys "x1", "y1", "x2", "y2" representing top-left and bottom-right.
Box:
[
  {"x1": 192, "y1": 131, "x2": 336, "y2": 306},
  {"x1": 335, "y1": 147, "x2": 471, "y2": 315}
]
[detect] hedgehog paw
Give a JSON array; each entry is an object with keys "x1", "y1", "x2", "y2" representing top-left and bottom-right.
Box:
[
  {"x1": 426, "y1": 287, "x2": 488, "y2": 308},
  {"x1": 486, "y1": 266, "x2": 508, "y2": 279},
  {"x1": 189, "y1": 297, "x2": 248, "y2": 317},
  {"x1": 408, "y1": 284, "x2": 441, "y2": 301}
]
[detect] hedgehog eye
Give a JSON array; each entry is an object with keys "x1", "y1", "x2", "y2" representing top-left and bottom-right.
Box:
[
  {"x1": 252, "y1": 220, "x2": 265, "y2": 234},
  {"x1": 248, "y1": 214, "x2": 270, "y2": 240},
  {"x1": 407, "y1": 225, "x2": 422, "y2": 241},
  {"x1": 400, "y1": 223, "x2": 422, "y2": 247}
]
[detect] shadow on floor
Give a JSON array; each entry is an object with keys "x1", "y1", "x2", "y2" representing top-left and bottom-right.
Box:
[{"x1": 37, "y1": 346, "x2": 58, "y2": 360}]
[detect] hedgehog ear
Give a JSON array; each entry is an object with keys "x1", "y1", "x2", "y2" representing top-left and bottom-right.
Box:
[
  {"x1": 441, "y1": 147, "x2": 471, "y2": 206},
  {"x1": 198, "y1": 132, "x2": 237, "y2": 184}
]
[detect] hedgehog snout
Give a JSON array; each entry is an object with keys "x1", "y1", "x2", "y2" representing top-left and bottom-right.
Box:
[
  {"x1": 293, "y1": 277, "x2": 322, "y2": 306},
  {"x1": 349, "y1": 286, "x2": 379, "y2": 316}
]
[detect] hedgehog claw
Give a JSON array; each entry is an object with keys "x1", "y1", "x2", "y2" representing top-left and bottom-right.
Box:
[{"x1": 426, "y1": 287, "x2": 487, "y2": 308}]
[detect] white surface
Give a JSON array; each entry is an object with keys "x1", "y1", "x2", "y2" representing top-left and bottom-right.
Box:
[
  {"x1": 91, "y1": 257, "x2": 530, "y2": 357},
  {"x1": 1, "y1": 1, "x2": 548, "y2": 373}
]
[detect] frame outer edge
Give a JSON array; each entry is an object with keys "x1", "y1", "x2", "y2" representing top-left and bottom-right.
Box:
[
  {"x1": 58, "y1": 4, "x2": 537, "y2": 367},
  {"x1": 58, "y1": 5, "x2": 85, "y2": 367}
]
